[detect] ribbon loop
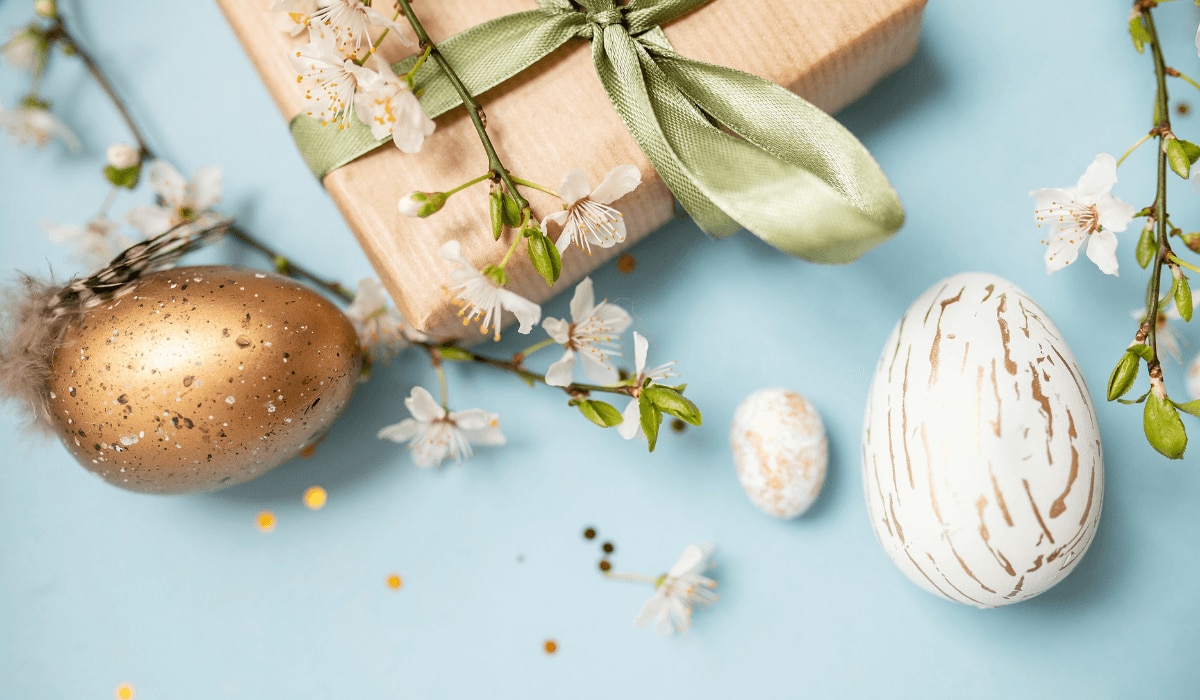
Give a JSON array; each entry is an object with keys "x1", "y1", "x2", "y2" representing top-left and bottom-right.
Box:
[{"x1": 289, "y1": 0, "x2": 904, "y2": 263}]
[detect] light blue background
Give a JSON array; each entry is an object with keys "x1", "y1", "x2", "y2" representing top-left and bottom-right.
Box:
[{"x1": 3, "y1": 1, "x2": 1200, "y2": 698}]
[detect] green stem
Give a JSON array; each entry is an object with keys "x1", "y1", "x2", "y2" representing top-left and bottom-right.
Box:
[
  {"x1": 436, "y1": 362, "x2": 449, "y2": 410},
  {"x1": 509, "y1": 176, "x2": 560, "y2": 199},
  {"x1": 498, "y1": 226, "x2": 524, "y2": 269},
  {"x1": 402, "y1": 44, "x2": 433, "y2": 86},
  {"x1": 1142, "y1": 7, "x2": 1172, "y2": 379},
  {"x1": 225, "y1": 225, "x2": 354, "y2": 303},
  {"x1": 1169, "y1": 254, "x2": 1200, "y2": 275},
  {"x1": 518, "y1": 337, "x2": 558, "y2": 358},
  {"x1": 1116, "y1": 132, "x2": 1152, "y2": 166},
  {"x1": 444, "y1": 171, "x2": 494, "y2": 197},
  {"x1": 1169, "y1": 69, "x2": 1200, "y2": 93},
  {"x1": 393, "y1": 0, "x2": 529, "y2": 211}
]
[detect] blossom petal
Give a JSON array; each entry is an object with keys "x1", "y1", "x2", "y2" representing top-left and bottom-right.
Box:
[
  {"x1": 124, "y1": 205, "x2": 173, "y2": 237},
  {"x1": 594, "y1": 302, "x2": 632, "y2": 333},
  {"x1": 541, "y1": 316, "x2": 571, "y2": 344},
  {"x1": 589, "y1": 164, "x2": 641, "y2": 204},
  {"x1": 1075, "y1": 153, "x2": 1118, "y2": 198},
  {"x1": 557, "y1": 169, "x2": 592, "y2": 205},
  {"x1": 453, "y1": 409, "x2": 507, "y2": 446},
  {"x1": 497, "y1": 288, "x2": 542, "y2": 334},
  {"x1": 148, "y1": 160, "x2": 187, "y2": 206},
  {"x1": 1095, "y1": 195, "x2": 1136, "y2": 233},
  {"x1": 404, "y1": 386, "x2": 445, "y2": 422},
  {"x1": 669, "y1": 544, "x2": 714, "y2": 578},
  {"x1": 617, "y1": 398, "x2": 641, "y2": 440},
  {"x1": 391, "y1": 90, "x2": 436, "y2": 154},
  {"x1": 633, "y1": 592, "x2": 668, "y2": 629},
  {"x1": 545, "y1": 350, "x2": 576, "y2": 387},
  {"x1": 1085, "y1": 229, "x2": 1120, "y2": 276},
  {"x1": 1044, "y1": 232, "x2": 1082, "y2": 273},
  {"x1": 569, "y1": 277, "x2": 596, "y2": 323},
  {"x1": 632, "y1": 331, "x2": 649, "y2": 376},
  {"x1": 440, "y1": 239, "x2": 468, "y2": 266},
  {"x1": 188, "y1": 166, "x2": 222, "y2": 211},
  {"x1": 376, "y1": 418, "x2": 420, "y2": 443},
  {"x1": 578, "y1": 352, "x2": 619, "y2": 385}
]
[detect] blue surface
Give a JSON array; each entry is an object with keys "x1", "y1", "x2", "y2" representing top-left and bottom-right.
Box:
[{"x1": 3, "y1": 1, "x2": 1200, "y2": 698}]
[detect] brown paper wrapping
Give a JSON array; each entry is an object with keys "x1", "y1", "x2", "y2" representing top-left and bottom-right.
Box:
[{"x1": 217, "y1": 0, "x2": 926, "y2": 339}]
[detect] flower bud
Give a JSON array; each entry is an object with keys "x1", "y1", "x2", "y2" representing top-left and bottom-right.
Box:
[
  {"x1": 34, "y1": 0, "x2": 58, "y2": 18},
  {"x1": 106, "y1": 142, "x2": 140, "y2": 170},
  {"x1": 2, "y1": 28, "x2": 46, "y2": 74},
  {"x1": 398, "y1": 191, "x2": 447, "y2": 218}
]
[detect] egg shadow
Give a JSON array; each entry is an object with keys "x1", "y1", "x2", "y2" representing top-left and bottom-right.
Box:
[{"x1": 204, "y1": 355, "x2": 425, "y2": 505}]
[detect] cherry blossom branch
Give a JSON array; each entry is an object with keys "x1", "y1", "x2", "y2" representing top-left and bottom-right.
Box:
[
  {"x1": 1138, "y1": 6, "x2": 1172, "y2": 391},
  {"x1": 393, "y1": 0, "x2": 530, "y2": 212}
]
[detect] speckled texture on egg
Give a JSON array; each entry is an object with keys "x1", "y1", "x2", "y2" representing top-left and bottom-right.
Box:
[
  {"x1": 862, "y1": 272, "x2": 1103, "y2": 608},
  {"x1": 44, "y1": 266, "x2": 362, "y2": 494},
  {"x1": 730, "y1": 388, "x2": 828, "y2": 519}
]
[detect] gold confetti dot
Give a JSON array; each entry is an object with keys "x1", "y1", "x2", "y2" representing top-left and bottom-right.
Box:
[
  {"x1": 386, "y1": 574, "x2": 403, "y2": 590},
  {"x1": 256, "y1": 511, "x2": 276, "y2": 532},
  {"x1": 544, "y1": 639, "x2": 558, "y2": 655},
  {"x1": 303, "y1": 486, "x2": 327, "y2": 510},
  {"x1": 617, "y1": 254, "x2": 636, "y2": 274},
  {"x1": 115, "y1": 683, "x2": 135, "y2": 700}
]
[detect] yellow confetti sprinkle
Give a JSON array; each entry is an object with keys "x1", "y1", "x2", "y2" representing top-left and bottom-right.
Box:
[
  {"x1": 303, "y1": 486, "x2": 327, "y2": 510},
  {"x1": 386, "y1": 574, "x2": 403, "y2": 590},
  {"x1": 256, "y1": 511, "x2": 276, "y2": 532},
  {"x1": 115, "y1": 683, "x2": 135, "y2": 700}
]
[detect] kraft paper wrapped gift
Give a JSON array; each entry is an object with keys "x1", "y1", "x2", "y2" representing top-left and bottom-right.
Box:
[{"x1": 218, "y1": 0, "x2": 927, "y2": 339}]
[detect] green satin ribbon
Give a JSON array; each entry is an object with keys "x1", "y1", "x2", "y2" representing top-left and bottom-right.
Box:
[{"x1": 290, "y1": 0, "x2": 904, "y2": 262}]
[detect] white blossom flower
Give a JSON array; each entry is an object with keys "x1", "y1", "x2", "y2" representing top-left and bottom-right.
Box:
[
  {"x1": 1032, "y1": 153, "x2": 1135, "y2": 276},
  {"x1": 542, "y1": 165, "x2": 641, "y2": 254},
  {"x1": 1134, "y1": 306, "x2": 1185, "y2": 363},
  {"x1": 44, "y1": 217, "x2": 131, "y2": 270},
  {"x1": 106, "y1": 142, "x2": 140, "y2": 170},
  {"x1": 270, "y1": 0, "x2": 318, "y2": 37},
  {"x1": 289, "y1": 34, "x2": 380, "y2": 129},
  {"x1": 617, "y1": 331, "x2": 677, "y2": 441},
  {"x1": 1187, "y1": 351, "x2": 1200, "y2": 400},
  {"x1": 344, "y1": 277, "x2": 426, "y2": 358},
  {"x1": 354, "y1": 59, "x2": 435, "y2": 153},
  {"x1": 308, "y1": 0, "x2": 411, "y2": 59},
  {"x1": 542, "y1": 277, "x2": 631, "y2": 387},
  {"x1": 0, "y1": 100, "x2": 79, "y2": 150},
  {"x1": 2, "y1": 27, "x2": 45, "y2": 73},
  {"x1": 633, "y1": 544, "x2": 718, "y2": 635},
  {"x1": 441, "y1": 240, "x2": 541, "y2": 341},
  {"x1": 125, "y1": 160, "x2": 222, "y2": 236},
  {"x1": 376, "y1": 386, "x2": 505, "y2": 468}
]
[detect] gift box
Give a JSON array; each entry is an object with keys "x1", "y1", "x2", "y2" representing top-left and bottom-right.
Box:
[{"x1": 217, "y1": 0, "x2": 927, "y2": 339}]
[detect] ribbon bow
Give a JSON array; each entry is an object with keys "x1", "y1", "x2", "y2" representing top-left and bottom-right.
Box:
[{"x1": 291, "y1": 0, "x2": 904, "y2": 263}]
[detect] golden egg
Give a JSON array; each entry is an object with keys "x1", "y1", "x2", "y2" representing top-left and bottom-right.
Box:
[{"x1": 44, "y1": 265, "x2": 362, "y2": 494}]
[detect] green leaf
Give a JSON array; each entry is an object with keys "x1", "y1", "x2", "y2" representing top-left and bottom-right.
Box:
[
  {"x1": 1166, "y1": 139, "x2": 1192, "y2": 180},
  {"x1": 103, "y1": 164, "x2": 141, "y2": 189},
  {"x1": 1118, "y1": 389, "x2": 1150, "y2": 405},
  {"x1": 501, "y1": 192, "x2": 523, "y2": 227},
  {"x1": 644, "y1": 385, "x2": 702, "y2": 425},
  {"x1": 1179, "y1": 139, "x2": 1200, "y2": 165},
  {"x1": 576, "y1": 399, "x2": 624, "y2": 428},
  {"x1": 488, "y1": 189, "x2": 504, "y2": 240},
  {"x1": 1136, "y1": 223, "x2": 1156, "y2": 269},
  {"x1": 1175, "y1": 399, "x2": 1200, "y2": 418},
  {"x1": 437, "y1": 345, "x2": 474, "y2": 362},
  {"x1": 638, "y1": 391, "x2": 662, "y2": 452},
  {"x1": 1106, "y1": 351, "x2": 1141, "y2": 401},
  {"x1": 1176, "y1": 276, "x2": 1193, "y2": 321},
  {"x1": 526, "y1": 233, "x2": 561, "y2": 286},
  {"x1": 1144, "y1": 393, "x2": 1187, "y2": 458},
  {"x1": 1129, "y1": 15, "x2": 1150, "y2": 53},
  {"x1": 1129, "y1": 343, "x2": 1155, "y2": 362}
]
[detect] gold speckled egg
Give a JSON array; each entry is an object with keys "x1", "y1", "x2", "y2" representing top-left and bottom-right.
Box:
[{"x1": 45, "y1": 266, "x2": 362, "y2": 494}]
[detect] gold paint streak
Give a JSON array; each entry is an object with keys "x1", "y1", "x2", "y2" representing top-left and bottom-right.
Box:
[
  {"x1": 925, "y1": 551, "x2": 990, "y2": 606},
  {"x1": 1026, "y1": 554, "x2": 1045, "y2": 573},
  {"x1": 1049, "y1": 411, "x2": 1080, "y2": 519},
  {"x1": 988, "y1": 462, "x2": 1014, "y2": 526},
  {"x1": 921, "y1": 424, "x2": 942, "y2": 523},
  {"x1": 1023, "y1": 479, "x2": 1055, "y2": 544},
  {"x1": 873, "y1": 456, "x2": 895, "y2": 538},
  {"x1": 901, "y1": 348, "x2": 915, "y2": 490},
  {"x1": 948, "y1": 538, "x2": 997, "y2": 594},
  {"x1": 928, "y1": 286, "x2": 965, "y2": 385},
  {"x1": 976, "y1": 495, "x2": 1017, "y2": 576},
  {"x1": 981, "y1": 284, "x2": 996, "y2": 302},
  {"x1": 888, "y1": 494, "x2": 905, "y2": 544},
  {"x1": 996, "y1": 293, "x2": 1018, "y2": 375},
  {"x1": 886, "y1": 404, "x2": 900, "y2": 494},
  {"x1": 1079, "y1": 461, "x2": 1097, "y2": 527},
  {"x1": 887, "y1": 315, "x2": 907, "y2": 384},
  {"x1": 1028, "y1": 361, "x2": 1055, "y2": 465},
  {"x1": 1051, "y1": 346, "x2": 1092, "y2": 421},
  {"x1": 989, "y1": 359, "x2": 1002, "y2": 437},
  {"x1": 923, "y1": 283, "x2": 950, "y2": 324},
  {"x1": 961, "y1": 341, "x2": 971, "y2": 373},
  {"x1": 1004, "y1": 576, "x2": 1025, "y2": 599}
]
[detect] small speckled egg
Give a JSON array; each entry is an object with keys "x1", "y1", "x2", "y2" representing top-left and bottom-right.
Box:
[
  {"x1": 45, "y1": 265, "x2": 362, "y2": 494},
  {"x1": 730, "y1": 388, "x2": 828, "y2": 518}
]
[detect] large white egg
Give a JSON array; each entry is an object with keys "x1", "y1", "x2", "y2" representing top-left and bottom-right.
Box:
[
  {"x1": 861, "y1": 272, "x2": 1103, "y2": 607},
  {"x1": 731, "y1": 388, "x2": 828, "y2": 518}
]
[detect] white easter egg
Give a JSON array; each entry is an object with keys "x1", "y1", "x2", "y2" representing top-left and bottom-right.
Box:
[
  {"x1": 861, "y1": 273, "x2": 1103, "y2": 608},
  {"x1": 730, "y1": 388, "x2": 828, "y2": 518}
]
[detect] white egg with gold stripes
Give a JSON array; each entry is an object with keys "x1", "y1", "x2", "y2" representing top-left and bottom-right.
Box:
[{"x1": 861, "y1": 272, "x2": 1103, "y2": 608}]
